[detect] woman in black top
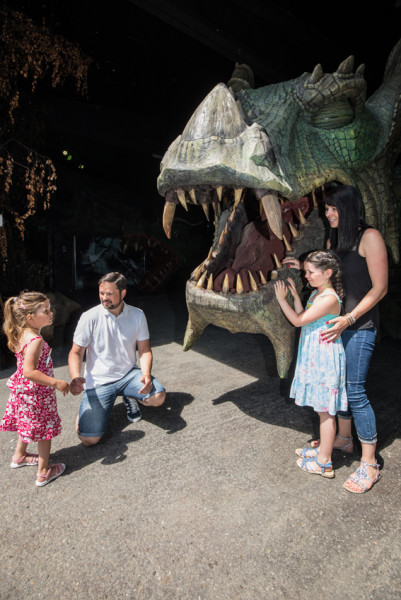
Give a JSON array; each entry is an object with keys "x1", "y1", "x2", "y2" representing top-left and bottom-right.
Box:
[{"x1": 284, "y1": 185, "x2": 388, "y2": 493}]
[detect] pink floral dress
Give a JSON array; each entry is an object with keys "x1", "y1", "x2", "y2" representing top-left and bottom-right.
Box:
[{"x1": 0, "y1": 336, "x2": 62, "y2": 443}]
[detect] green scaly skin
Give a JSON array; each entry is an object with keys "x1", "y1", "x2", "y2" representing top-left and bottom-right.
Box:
[{"x1": 157, "y1": 40, "x2": 401, "y2": 377}]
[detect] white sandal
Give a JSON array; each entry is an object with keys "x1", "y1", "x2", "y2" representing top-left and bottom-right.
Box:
[
  {"x1": 36, "y1": 463, "x2": 66, "y2": 487},
  {"x1": 10, "y1": 452, "x2": 39, "y2": 468}
]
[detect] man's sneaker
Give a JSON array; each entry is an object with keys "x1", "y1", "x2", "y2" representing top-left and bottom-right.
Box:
[{"x1": 123, "y1": 396, "x2": 141, "y2": 423}]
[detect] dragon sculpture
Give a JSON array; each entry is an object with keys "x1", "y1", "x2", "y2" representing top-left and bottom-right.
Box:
[{"x1": 157, "y1": 40, "x2": 401, "y2": 377}]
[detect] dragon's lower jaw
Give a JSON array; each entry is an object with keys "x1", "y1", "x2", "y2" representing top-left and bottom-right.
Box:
[{"x1": 163, "y1": 184, "x2": 326, "y2": 377}]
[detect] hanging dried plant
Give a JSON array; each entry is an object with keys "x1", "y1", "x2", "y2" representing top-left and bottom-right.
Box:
[{"x1": 0, "y1": 7, "x2": 92, "y2": 262}]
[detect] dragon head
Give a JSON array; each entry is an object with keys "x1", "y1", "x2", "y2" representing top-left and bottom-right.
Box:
[{"x1": 157, "y1": 40, "x2": 401, "y2": 377}]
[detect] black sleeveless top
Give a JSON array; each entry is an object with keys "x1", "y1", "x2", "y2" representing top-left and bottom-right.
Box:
[{"x1": 341, "y1": 229, "x2": 379, "y2": 330}]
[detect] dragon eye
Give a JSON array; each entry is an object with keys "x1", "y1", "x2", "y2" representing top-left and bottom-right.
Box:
[{"x1": 311, "y1": 98, "x2": 354, "y2": 129}]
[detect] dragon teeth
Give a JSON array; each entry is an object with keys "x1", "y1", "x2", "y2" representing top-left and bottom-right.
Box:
[
  {"x1": 260, "y1": 192, "x2": 283, "y2": 240},
  {"x1": 162, "y1": 202, "x2": 176, "y2": 238}
]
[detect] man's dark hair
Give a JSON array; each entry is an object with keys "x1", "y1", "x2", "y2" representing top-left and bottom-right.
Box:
[{"x1": 98, "y1": 272, "x2": 127, "y2": 292}]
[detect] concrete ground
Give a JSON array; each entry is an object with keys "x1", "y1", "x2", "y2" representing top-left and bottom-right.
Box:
[{"x1": 1, "y1": 290, "x2": 401, "y2": 600}]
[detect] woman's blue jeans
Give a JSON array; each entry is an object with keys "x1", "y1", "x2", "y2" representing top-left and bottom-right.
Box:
[{"x1": 337, "y1": 328, "x2": 377, "y2": 444}]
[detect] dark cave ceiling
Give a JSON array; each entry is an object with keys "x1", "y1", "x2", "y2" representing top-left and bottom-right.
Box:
[{"x1": 9, "y1": 0, "x2": 401, "y2": 188}]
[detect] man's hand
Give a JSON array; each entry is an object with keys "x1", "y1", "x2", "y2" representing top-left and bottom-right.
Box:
[
  {"x1": 70, "y1": 377, "x2": 86, "y2": 395},
  {"x1": 138, "y1": 374, "x2": 152, "y2": 397}
]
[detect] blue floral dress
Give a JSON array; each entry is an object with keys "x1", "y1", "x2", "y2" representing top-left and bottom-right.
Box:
[{"x1": 290, "y1": 289, "x2": 348, "y2": 415}]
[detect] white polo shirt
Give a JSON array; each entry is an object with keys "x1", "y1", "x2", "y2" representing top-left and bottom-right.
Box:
[{"x1": 73, "y1": 303, "x2": 150, "y2": 388}]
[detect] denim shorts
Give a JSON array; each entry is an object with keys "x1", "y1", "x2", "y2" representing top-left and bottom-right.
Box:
[{"x1": 78, "y1": 367, "x2": 165, "y2": 437}]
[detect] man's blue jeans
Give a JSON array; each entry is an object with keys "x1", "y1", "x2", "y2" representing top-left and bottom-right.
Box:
[
  {"x1": 337, "y1": 328, "x2": 377, "y2": 444},
  {"x1": 78, "y1": 367, "x2": 165, "y2": 437}
]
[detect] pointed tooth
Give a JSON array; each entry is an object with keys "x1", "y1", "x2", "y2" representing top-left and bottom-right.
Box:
[
  {"x1": 218, "y1": 228, "x2": 227, "y2": 246},
  {"x1": 289, "y1": 222, "x2": 298, "y2": 238},
  {"x1": 196, "y1": 271, "x2": 207, "y2": 288},
  {"x1": 236, "y1": 274, "x2": 244, "y2": 294},
  {"x1": 259, "y1": 271, "x2": 267, "y2": 285},
  {"x1": 216, "y1": 185, "x2": 223, "y2": 201},
  {"x1": 163, "y1": 202, "x2": 176, "y2": 238},
  {"x1": 356, "y1": 63, "x2": 365, "y2": 76},
  {"x1": 202, "y1": 203, "x2": 210, "y2": 221},
  {"x1": 234, "y1": 188, "x2": 243, "y2": 207},
  {"x1": 309, "y1": 63, "x2": 324, "y2": 84},
  {"x1": 212, "y1": 201, "x2": 220, "y2": 217},
  {"x1": 270, "y1": 270, "x2": 278, "y2": 280},
  {"x1": 298, "y1": 209, "x2": 307, "y2": 225},
  {"x1": 336, "y1": 55, "x2": 354, "y2": 74},
  {"x1": 283, "y1": 235, "x2": 292, "y2": 252},
  {"x1": 311, "y1": 190, "x2": 318, "y2": 208},
  {"x1": 248, "y1": 270, "x2": 259, "y2": 291},
  {"x1": 261, "y1": 193, "x2": 283, "y2": 240},
  {"x1": 189, "y1": 188, "x2": 197, "y2": 204},
  {"x1": 192, "y1": 264, "x2": 204, "y2": 281},
  {"x1": 273, "y1": 253, "x2": 282, "y2": 269},
  {"x1": 207, "y1": 274, "x2": 214, "y2": 290},
  {"x1": 222, "y1": 273, "x2": 230, "y2": 293},
  {"x1": 177, "y1": 189, "x2": 188, "y2": 211}
]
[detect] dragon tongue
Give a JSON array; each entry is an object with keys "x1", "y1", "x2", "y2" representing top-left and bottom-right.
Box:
[{"x1": 259, "y1": 191, "x2": 283, "y2": 240}]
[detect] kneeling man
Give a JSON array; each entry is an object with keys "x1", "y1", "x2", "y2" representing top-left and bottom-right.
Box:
[{"x1": 69, "y1": 272, "x2": 166, "y2": 446}]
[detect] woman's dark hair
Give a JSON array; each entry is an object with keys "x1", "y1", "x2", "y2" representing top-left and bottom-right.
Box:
[
  {"x1": 324, "y1": 184, "x2": 371, "y2": 255},
  {"x1": 304, "y1": 249, "x2": 345, "y2": 302}
]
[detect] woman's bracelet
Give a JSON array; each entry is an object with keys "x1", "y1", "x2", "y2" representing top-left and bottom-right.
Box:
[{"x1": 344, "y1": 313, "x2": 356, "y2": 326}]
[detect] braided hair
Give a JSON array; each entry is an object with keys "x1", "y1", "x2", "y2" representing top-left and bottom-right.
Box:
[
  {"x1": 304, "y1": 249, "x2": 345, "y2": 303},
  {"x1": 3, "y1": 291, "x2": 48, "y2": 352}
]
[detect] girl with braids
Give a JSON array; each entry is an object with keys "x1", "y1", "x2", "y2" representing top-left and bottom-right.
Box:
[
  {"x1": 274, "y1": 250, "x2": 347, "y2": 479},
  {"x1": 283, "y1": 184, "x2": 388, "y2": 493},
  {"x1": 0, "y1": 292, "x2": 69, "y2": 487}
]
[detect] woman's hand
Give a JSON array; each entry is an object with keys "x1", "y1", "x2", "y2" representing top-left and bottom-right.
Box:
[
  {"x1": 274, "y1": 280, "x2": 288, "y2": 301},
  {"x1": 320, "y1": 316, "x2": 349, "y2": 342},
  {"x1": 282, "y1": 257, "x2": 302, "y2": 270}
]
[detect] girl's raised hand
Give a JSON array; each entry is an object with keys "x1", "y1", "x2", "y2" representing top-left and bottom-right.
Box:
[
  {"x1": 55, "y1": 379, "x2": 70, "y2": 396},
  {"x1": 286, "y1": 278, "x2": 299, "y2": 298},
  {"x1": 274, "y1": 280, "x2": 288, "y2": 301}
]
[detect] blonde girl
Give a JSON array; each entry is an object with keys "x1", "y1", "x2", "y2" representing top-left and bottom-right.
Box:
[{"x1": 0, "y1": 292, "x2": 69, "y2": 486}]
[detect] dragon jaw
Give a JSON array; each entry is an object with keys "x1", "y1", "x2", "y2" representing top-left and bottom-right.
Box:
[{"x1": 157, "y1": 45, "x2": 401, "y2": 376}]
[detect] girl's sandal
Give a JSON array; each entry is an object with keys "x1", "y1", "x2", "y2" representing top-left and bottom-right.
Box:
[
  {"x1": 297, "y1": 456, "x2": 335, "y2": 478},
  {"x1": 343, "y1": 461, "x2": 381, "y2": 494},
  {"x1": 295, "y1": 447, "x2": 319, "y2": 459},
  {"x1": 35, "y1": 463, "x2": 66, "y2": 487},
  {"x1": 10, "y1": 452, "x2": 39, "y2": 468},
  {"x1": 311, "y1": 435, "x2": 354, "y2": 454}
]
